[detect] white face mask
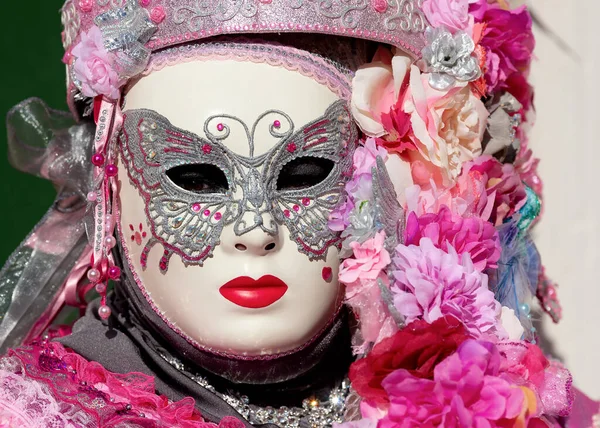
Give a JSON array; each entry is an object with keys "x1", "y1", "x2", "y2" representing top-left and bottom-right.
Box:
[{"x1": 117, "y1": 52, "x2": 358, "y2": 356}]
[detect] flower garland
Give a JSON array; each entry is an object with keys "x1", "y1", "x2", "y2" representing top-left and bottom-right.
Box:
[{"x1": 333, "y1": 0, "x2": 572, "y2": 426}]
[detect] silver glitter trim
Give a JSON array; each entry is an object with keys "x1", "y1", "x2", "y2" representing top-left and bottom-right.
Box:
[{"x1": 159, "y1": 352, "x2": 350, "y2": 428}]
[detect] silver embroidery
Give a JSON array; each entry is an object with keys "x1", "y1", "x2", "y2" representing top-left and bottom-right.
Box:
[
  {"x1": 315, "y1": 0, "x2": 369, "y2": 29},
  {"x1": 96, "y1": 0, "x2": 126, "y2": 7},
  {"x1": 371, "y1": 156, "x2": 405, "y2": 253},
  {"x1": 385, "y1": 0, "x2": 427, "y2": 33},
  {"x1": 172, "y1": 0, "x2": 259, "y2": 31},
  {"x1": 120, "y1": 101, "x2": 358, "y2": 272},
  {"x1": 95, "y1": 0, "x2": 157, "y2": 78}
]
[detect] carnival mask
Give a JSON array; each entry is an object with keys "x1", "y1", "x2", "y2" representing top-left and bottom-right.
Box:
[{"x1": 117, "y1": 44, "x2": 358, "y2": 356}]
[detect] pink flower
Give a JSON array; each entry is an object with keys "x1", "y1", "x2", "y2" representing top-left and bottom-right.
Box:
[
  {"x1": 353, "y1": 138, "x2": 388, "y2": 177},
  {"x1": 470, "y1": 2, "x2": 535, "y2": 94},
  {"x1": 351, "y1": 47, "x2": 413, "y2": 138},
  {"x1": 498, "y1": 342, "x2": 573, "y2": 417},
  {"x1": 391, "y1": 238, "x2": 505, "y2": 338},
  {"x1": 344, "y1": 138, "x2": 387, "y2": 201},
  {"x1": 340, "y1": 232, "x2": 397, "y2": 349},
  {"x1": 150, "y1": 6, "x2": 166, "y2": 23},
  {"x1": 334, "y1": 419, "x2": 377, "y2": 428},
  {"x1": 328, "y1": 197, "x2": 355, "y2": 232},
  {"x1": 380, "y1": 340, "x2": 531, "y2": 427},
  {"x1": 462, "y1": 155, "x2": 527, "y2": 225},
  {"x1": 78, "y1": 0, "x2": 94, "y2": 12},
  {"x1": 72, "y1": 26, "x2": 121, "y2": 99},
  {"x1": 422, "y1": 0, "x2": 471, "y2": 33},
  {"x1": 339, "y1": 231, "x2": 391, "y2": 290},
  {"x1": 404, "y1": 205, "x2": 501, "y2": 271},
  {"x1": 218, "y1": 417, "x2": 246, "y2": 428},
  {"x1": 404, "y1": 65, "x2": 488, "y2": 186},
  {"x1": 371, "y1": 0, "x2": 388, "y2": 13}
]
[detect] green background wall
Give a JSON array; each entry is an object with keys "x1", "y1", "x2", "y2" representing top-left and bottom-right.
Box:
[{"x1": 0, "y1": 1, "x2": 66, "y2": 265}]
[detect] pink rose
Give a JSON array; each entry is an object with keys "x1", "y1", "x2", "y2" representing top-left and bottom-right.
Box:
[
  {"x1": 340, "y1": 231, "x2": 397, "y2": 349},
  {"x1": 351, "y1": 47, "x2": 412, "y2": 138},
  {"x1": 371, "y1": 0, "x2": 388, "y2": 13},
  {"x1": 339, "y1": 231, "x2": 391, "y2": 289},
  {"x1": 150, "y1": 6, "x2": 166, "y2": 23},
  {"x1": 422, "y1": 0, "x2": 471, "y2": 33},
  {"x1": 72, "y1": 26, "x2": 121, "y2": 99},
  {"x1": 404, "y1": 65, "x2": 488, "y2": 186}
]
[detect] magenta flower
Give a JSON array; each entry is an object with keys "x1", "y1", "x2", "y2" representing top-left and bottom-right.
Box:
[
  {"x1": 391, "y1": 238, "x2": 504, "y2": 338},
  {"x1": 470, "y1": 2, "x2": 535, "y2": 94},
  {"x1": 379, "y1": 340, "x2": 528, "y2": 427},
  {"x1": 404, "y1": 205, "x2": 501, "y2": 271},
  {"x1": 72, "y1": 26, "x2": 121, "y2": 99},
  {"x1": 463, "y1": 155, "x2": 527, "y2": 225}
]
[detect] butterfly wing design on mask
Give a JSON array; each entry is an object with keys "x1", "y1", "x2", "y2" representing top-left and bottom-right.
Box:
[
  {"x1": 120, "y1": 109, "x2": 238, "y2": 272},
  {"x1": 371, "y1": 156, "x2": 405, "y2": 253},
  {"x1": 264, "y1": 100, "x2": 359, "y2": 260}
]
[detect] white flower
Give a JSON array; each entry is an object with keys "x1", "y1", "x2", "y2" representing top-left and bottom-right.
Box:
[{"x1": 500, "y1": 306, "x2": 525, "y2": 340}]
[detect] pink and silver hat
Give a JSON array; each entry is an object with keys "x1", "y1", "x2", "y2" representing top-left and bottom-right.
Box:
[{"x1": 61, "y1": 0, "x2": 429, "y2": 112}]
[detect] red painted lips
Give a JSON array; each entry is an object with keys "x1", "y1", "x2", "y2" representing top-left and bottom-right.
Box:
[{"x1": 219, "y1": 275, "x2": 288, "y2": 309}]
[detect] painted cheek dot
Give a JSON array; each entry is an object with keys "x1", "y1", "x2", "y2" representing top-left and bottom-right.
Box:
[{"x1": 322, "y1": 267, "x2": 333, "y2": 283}]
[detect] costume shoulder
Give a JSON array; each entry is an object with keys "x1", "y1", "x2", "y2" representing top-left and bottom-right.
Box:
[{"x1": 0, "y1": 341, "x2": 230, "y2": 427}]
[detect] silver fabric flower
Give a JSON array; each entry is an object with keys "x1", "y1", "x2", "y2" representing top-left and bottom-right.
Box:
[
  {"x1": 95, "y1": 0, "x2": 157, "y2": 79},
  {"x1": 422, "y1": 26, "x2": 481, "y2": 91},
  {"x1": 340, "y1": 201, "x2": 377, "y2": 258},
  {"x1": 483, "y1": 92, "x2": 523, "y2": 162}
]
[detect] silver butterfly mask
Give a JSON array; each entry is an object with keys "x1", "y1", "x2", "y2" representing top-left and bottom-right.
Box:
[{"x1": 119, "y1": 100, "x2": 358, "y2": 273}]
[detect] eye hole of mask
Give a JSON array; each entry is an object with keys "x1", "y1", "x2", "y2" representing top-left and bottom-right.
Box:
[
  {"x1": 277, "y1": 157, "x2": 335, "y2": 191},
  {"x1": 166, "y1": 164, "x2": 229, "y2": 194}
]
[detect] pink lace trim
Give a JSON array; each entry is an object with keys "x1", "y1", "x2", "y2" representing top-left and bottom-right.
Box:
[
  {"x1": 0, "y1": 359, "x2": 76, "y2": 427},
  {"x1": 135, "y1": 40, "x2": 353, "y2": 101},
  {"x1": 4, "y1": 341, "x2": 243, "y2": 427}
]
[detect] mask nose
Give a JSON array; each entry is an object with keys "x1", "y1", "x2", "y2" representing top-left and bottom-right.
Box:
[{"x1": 233, "y1": 227, "x2": 280, "y2": 256}]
